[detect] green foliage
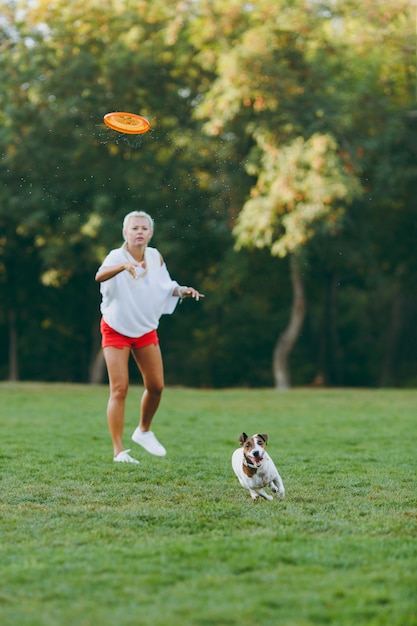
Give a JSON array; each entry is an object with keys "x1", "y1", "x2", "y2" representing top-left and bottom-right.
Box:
[
  {"x1": 234, "y1": 133, "x2": 361, "y2": 256},
  {"x1": 0, "y1": 384, "x2": 416, "y2": 625},
  {"x1": 0, "y1": 0, "x2": 416, "y2": 387}
]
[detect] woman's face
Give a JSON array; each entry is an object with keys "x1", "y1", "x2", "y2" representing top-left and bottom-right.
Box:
[{"x1": 124, "y1": 216, "x2": 153, "y2": 247}]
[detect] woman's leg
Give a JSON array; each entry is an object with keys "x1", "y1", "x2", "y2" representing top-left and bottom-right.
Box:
[
  {"x1": 103, "y1": 346, "x2": 131, "y2": 456},
  {"x1": 132, "y1": 343, "x2": 164, "y2": 432}
]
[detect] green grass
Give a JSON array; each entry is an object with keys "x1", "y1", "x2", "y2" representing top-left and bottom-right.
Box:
[{"x1": 0, "y1": 383, "x2": 416, "y2": 626}]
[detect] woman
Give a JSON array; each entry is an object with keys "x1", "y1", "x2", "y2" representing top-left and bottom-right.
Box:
[{"x1": 95, "y1": 210, "x2": 204, "y2": 464}]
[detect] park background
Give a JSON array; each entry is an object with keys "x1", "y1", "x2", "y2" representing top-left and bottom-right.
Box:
[
  {"x1": 1, "y1": 0, "x2": 416, "y2": 390},
  {"x1": 1, "y1": 5, "x2": 416, "y2": 624}
]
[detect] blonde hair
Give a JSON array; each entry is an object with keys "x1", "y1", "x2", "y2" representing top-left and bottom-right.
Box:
[{"x1": 122, "y1": 211, "x2": 154, "y2": 241}]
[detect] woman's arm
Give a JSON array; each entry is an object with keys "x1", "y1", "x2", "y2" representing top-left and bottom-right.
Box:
[
  {"x1": 95, "y1": 262, "x2": 138, "y2": 282},
  {"x1": 173, "y1": 285, "x2": 205, "y2": 301}
]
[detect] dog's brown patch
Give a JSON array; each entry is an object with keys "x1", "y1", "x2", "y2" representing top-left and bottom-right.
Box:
[{"x1": 242, "y1": 464, "x2": 258, "y2": 477}]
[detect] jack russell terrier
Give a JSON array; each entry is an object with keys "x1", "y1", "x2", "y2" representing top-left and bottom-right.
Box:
[{"x1": 232, "y1": 432, "x2": 285, "y2": 501}]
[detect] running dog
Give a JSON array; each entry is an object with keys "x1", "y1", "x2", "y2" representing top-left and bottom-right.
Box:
[{"x1": 231, "y1": 432, "x2": 285, "y2": 501}]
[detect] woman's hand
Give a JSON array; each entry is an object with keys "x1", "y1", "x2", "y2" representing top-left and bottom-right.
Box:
[
  {"x1": 123, "y1": 261, "x2": 140, "y2": 278},
  {"x1": 177, "y1": 286, "x2": 205, "y2": 301},
  {"x1": 95, "y1": 262, "x2": 139, "y2": 282}
]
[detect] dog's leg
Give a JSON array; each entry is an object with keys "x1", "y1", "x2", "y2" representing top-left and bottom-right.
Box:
[
  {"x1": 270, "y1": 476, "x2": 285, "y2": 499},
  {"x1": 249, "y1": 489, "x2": 260, "y2": 500},
  {"x1": 257, "y1": 488, "x2": 273, "y2": 501}
]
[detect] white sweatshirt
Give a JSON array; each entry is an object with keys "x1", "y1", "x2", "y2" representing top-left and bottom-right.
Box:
[{"x1": 99, "y1": 246, "x2": 179, "y2": 337}]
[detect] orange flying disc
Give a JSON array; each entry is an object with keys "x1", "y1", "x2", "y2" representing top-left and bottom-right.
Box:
[{"x1": 103, "y1": 112, "x2": 151, "y2": 135}]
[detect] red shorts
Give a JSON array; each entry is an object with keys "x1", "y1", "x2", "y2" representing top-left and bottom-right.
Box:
[{"x1": 100, "y1": 318, "x2": 159, "y2": 350}]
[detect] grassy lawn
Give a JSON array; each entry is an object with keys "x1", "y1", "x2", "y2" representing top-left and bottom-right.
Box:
[{"x1": 0, "y1": 383, "x2": 416, "y2": 626}]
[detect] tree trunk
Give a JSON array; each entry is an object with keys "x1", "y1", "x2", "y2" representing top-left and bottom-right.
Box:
[
  {"x1": 8, "y1": 307, "x2": 19, "y2": 381},
  {"x1": 272, "y1": 255, "x2": 306, "y2": 390},
  {"x1": 89, "y1": 317, "x2": 106, "y2": 384},
  {"x1": 89, "y1": 347, "x2": 106, "y2": 384},
  {"x1": 379, "y1": 284, "x2": 404, "y2": 387}
]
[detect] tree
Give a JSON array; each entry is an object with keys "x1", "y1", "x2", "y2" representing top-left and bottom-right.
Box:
[
  {"x1": 190, "y1": 0, "x2": 363, "y2": 388},
  {"x1": 0, "y1": 0, "x2": 235, "y2": 382},
  {"x1": 0, "y1": 0, "x2": 415, "y2": 388},
  {"x1": 234, "y1": 133, "x2": 360, "y2": 388}
]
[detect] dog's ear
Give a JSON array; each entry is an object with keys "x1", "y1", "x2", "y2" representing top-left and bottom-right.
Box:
[
  {"x1": 258, "y1": 433, "x2": 268, "y2": 444},
  {"x1": 239, "y1": 432, "x2": 248, "y2": 446}
]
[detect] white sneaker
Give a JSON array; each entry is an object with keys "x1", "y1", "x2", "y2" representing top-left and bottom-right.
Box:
[
  {"x1": 131, "y1": 428, "x2": 166, "y2": 457},
  {"x1": 113, "y1": 449, "x2": 140, "y2": 464}
]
